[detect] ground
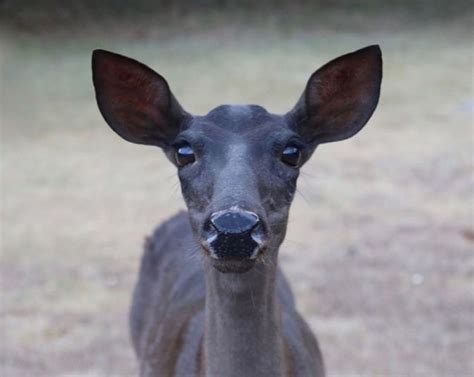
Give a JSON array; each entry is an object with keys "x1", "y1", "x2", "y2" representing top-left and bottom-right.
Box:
[{"x1": 1, "y1": 4, "x2": 473, "y2": 377}]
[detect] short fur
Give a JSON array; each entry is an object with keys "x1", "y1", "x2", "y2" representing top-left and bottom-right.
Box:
[{"x1": 92, "y1": 45, "x2": 383, "y2": 377}]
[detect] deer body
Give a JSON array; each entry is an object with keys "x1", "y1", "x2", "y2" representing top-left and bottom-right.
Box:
[
  {"x1": 130, "y1": 212, "x2": 322, "y2": 376},
  {"x1": 92, "y1": 46, "x2": 382, "y2": 377}
]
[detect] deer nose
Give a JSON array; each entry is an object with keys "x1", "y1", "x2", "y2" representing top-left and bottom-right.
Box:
[
  {"x1": 210, "y1": 210, "x2": 259, "y2": 234},
  {"x1": 206, "y1": 209, "x2": 262, "y2": 260}
]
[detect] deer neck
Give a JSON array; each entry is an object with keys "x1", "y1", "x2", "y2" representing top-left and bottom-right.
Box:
[{"x1": 202, "y1": 253, "x2": 286, "y2": 377}]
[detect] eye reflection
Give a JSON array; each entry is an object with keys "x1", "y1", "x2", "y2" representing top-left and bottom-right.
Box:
[
  {"x1": 281, "y1": 145, "x2": 301, "y2": 167},
  {"x1": 176, "y1": 144, "x2": 195, "y2": 167}
]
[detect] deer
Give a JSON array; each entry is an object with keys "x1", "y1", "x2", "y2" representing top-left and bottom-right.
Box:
[{"x1": 92, "y1": 45, "x2": 382, "y2": 377}]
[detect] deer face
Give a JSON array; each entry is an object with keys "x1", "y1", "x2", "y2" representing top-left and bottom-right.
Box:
[
  {"x1": 171, "y1": 105, "x2": 301, "y2": 273},
  {"x1": 92, "y1": 46, "x2": 382, "y2": 273}
]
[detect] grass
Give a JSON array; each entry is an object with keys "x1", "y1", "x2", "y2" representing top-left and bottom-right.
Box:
[{"x1": 1, "y1": 5, "x2": 473, "y2": 377}]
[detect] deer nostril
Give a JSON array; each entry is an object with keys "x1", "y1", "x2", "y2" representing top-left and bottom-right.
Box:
[{"x1": 210, "y1": 210, "x2": 259, "y2": 235}]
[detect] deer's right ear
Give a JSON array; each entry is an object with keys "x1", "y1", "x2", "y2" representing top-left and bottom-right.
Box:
[{"x1": 92, "y1": 50, "x2": 189, "y2": 147}]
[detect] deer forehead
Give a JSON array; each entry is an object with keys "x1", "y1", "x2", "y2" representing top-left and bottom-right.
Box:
[
  {"x1": 194, "y1": 104, "x2": 283, "y2": 134},
  {"x1": 185, "y1": 108, "x2": 290, "y2": 155}
]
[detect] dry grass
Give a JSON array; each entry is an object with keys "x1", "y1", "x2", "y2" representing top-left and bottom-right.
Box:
[{"x1": 1, "y1": 6, "x2": 473, "y2": 377}]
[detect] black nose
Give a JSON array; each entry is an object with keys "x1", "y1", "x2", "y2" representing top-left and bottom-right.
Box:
[
  {"x1": 206, "y1": 209, "x2": 261, "y2": 260},
  {"x1": 210, "y1": 210, "x2": 259, "y2": 234}
]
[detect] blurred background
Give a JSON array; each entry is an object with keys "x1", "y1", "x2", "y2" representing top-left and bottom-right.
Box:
[{"x1": 1, "y1": 1, "x2": 473, "y2": 376}]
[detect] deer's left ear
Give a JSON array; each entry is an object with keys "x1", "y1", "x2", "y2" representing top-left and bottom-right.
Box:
[
  {"x1": 92, "y1": 49, "x2": 189, "y2": 147},
  {"x1": 288, "y1": 45, "x2": 382, "y2": 145}
]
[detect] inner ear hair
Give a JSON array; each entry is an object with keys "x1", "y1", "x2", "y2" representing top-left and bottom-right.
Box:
[
  {"x1": 92, "y1": 49, "x2": 189, "y2": 147},
  {"x1": 290, "y1": 45, "x2": 382, "y2": 145}
]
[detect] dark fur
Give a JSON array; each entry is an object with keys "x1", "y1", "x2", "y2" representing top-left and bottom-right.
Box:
[
  {"x1": 92, "y1": 46, "x2": 383, "y2": 377},
  {"x1": 129, "y1": 212, "x2": 325, "y2": 375}
]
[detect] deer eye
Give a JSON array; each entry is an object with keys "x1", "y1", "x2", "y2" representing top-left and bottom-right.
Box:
[
  {"x1": 281, "y1": 145, "x2": 301, "y2": 167},
  {"x1": 175, "y1": 144, "x2": 195, "y2": 167}
]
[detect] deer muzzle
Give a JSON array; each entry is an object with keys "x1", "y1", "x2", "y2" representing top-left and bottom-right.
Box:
[{"x1": 203, "y1": 208, "x2": 266, "y2": 264}]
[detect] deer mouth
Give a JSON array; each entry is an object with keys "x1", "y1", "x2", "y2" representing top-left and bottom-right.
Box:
[
  {"x1": 209, "y1": 257, "x2": 256, "y2": 274},
  {"x1": 199, "y1": 239, "x2": 265, "y2": 273}
]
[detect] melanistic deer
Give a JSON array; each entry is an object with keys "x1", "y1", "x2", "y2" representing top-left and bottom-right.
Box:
[{"x1": 92, "y1": 45, "x2": 382, "y2": 377}]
